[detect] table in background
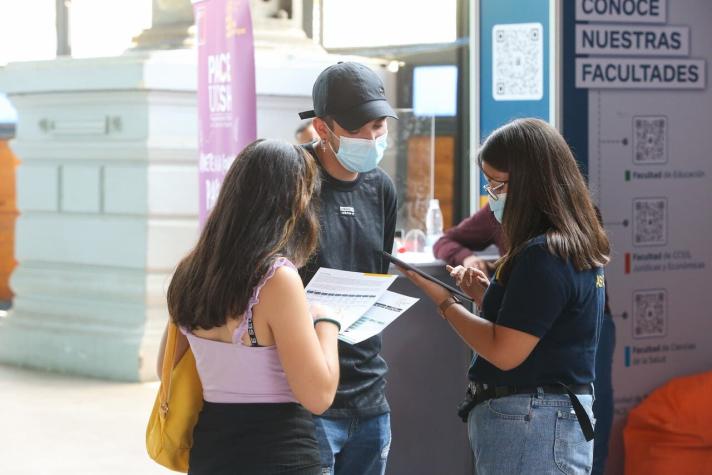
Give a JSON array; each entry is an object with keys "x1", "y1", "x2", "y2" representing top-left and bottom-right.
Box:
[{"x1": 381, "y1": 261, "x2": 474, "y2": 475}]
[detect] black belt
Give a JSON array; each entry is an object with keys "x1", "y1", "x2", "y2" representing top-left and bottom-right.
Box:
[
  {"x1": 468, "y1": 382, "x2": 593, "y2": 403},
  {"x1": 459, "y1": 382, "x2": 595, "y2": 442}
]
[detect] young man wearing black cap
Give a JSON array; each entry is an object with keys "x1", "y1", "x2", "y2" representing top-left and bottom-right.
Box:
[{"x1": 298, "y1": 62, "x2": 398, "y2": 475}]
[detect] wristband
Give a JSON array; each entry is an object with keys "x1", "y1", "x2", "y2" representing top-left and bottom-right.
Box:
[
  {"x1": 438, "y1": 295, "x2": 462, "y2": 319},
  {"x1": 314, "y1": 317, "x2": 341, "y2": 331}
]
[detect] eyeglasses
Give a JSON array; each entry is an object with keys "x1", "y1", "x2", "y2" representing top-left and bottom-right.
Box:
[{"x1": 483, "y1": 180, "x2": 507, "y2": 201}]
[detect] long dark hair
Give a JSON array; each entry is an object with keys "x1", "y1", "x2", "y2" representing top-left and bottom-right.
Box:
[
  {"x1": 477, "y1": 118, "x2": 609, "y2": 283},
  {"x1": 167, "y1": 140, "x2": 321, "y2": 330}
]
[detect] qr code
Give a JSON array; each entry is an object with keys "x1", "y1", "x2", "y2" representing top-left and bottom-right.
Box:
[
  {"x1": 633, "y1": 198, "x2": 667, "y2": 246},
  {"x1": 633, "y1": 289, "x2": 666, "y2": 339},
  {"x1": 633, "y1": 116, "x2": 667, "y2": 164},
  {"x1": 492, "y1": 23, "x2": 543, "y2": 101}
]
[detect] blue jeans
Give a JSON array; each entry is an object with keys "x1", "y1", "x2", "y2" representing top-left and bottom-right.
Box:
[
  {"x1": 592, "y1": 314, "x2": 616, "y2": 475},
  {"x1": 312, "y1": 413, "x2": 391, "y2": 475},
  {"x1": 468, "y1": 390, "x2": 595, "y2": 475}
]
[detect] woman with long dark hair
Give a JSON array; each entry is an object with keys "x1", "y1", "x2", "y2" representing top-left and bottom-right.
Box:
[
  {"x1": 157, "y1": 139, "x2": 341, "y2": 474},
  {"x1": 403, "y1": 118, "x2": 609, "y2": 474}
]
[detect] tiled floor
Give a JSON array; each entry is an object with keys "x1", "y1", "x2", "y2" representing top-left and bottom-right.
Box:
[{"x1": 0, "y1": 364, "x2": 170, "y2": 474}]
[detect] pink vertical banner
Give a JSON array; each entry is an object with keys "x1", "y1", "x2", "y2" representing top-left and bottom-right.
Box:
[{"x1": 193, "y1": 0, "x2": 257, "y2": 225}]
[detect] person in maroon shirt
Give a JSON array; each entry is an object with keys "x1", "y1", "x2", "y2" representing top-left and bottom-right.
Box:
[{"x1": 433, "y1": 203, "x2": 505, "y2": 275}]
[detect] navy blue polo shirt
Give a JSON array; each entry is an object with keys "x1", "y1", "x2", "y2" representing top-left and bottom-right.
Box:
[{"x1": 468, "y1": 235, "x2": 605, "y2": 387}]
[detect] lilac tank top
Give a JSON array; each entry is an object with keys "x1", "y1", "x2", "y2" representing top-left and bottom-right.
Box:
[{"x1": 181, "y1": 257, "x2": 297, "y2": 403}]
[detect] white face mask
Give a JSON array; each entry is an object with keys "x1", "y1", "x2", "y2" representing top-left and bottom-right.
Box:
[
  {"x1": 326, "y1": 126, "x2": 388, "y2": 173},
  {"x1": 488, "y1": 193, "x2": 507, "y2": 223}
]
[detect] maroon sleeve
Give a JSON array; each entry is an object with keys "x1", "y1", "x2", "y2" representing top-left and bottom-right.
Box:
[{"x1": 433, "y1": 204, "x2": 505, "y2": 266}]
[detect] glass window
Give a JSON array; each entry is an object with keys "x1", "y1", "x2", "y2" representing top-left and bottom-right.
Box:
[
  {"x1": 317, "y1": 0, "x2": 465, "y2": 256},
  {"x1": 70, "y1": 0, "x2": 151, "y2": 58},
  {"x1": 382, "y1": 111, "x2": 457, "y2": 239},
  {"x1": 0, "y1": 0, "x2": 152, "y2": 65},
  {"x1": 0, "y1": 0, "x2": 56, "y2": 65},
  {"x1": 322, "y1": 0, "x2": 456, "y2": 49},
  {"x1": 413, "y1": 65, "x2": 458, "y2": 117}
]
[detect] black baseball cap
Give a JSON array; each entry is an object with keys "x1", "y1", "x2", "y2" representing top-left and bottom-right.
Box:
[{"x1": 299, "y1": 62, "x2": 397, "y2": 131}]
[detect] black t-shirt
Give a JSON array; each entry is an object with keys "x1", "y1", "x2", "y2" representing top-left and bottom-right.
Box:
[
  {"x1": 299, "y1": 143, "x2": 397, "y2": 418},
  {"x1": 468, "y1": 235, "x2": 605, "y2": 387}
]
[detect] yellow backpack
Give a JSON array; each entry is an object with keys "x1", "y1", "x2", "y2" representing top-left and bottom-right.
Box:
[{"x1": 146, "y1": 323, "x2": 203, "y2": 472}]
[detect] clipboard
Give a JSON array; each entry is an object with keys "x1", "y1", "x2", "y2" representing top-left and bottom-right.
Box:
[{"x1": 381, "y1": 251, "x2": 474, "y2": 302}]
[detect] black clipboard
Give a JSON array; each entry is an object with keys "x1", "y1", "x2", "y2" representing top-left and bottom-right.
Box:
[{"x1": 381, "y1": 250, "x2": 473, "y2": 302}]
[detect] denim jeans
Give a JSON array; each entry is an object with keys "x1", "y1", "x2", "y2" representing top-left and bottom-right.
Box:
[
  {"x1": 468, "y1": 389, "x2": 595, "y2": 475},
  {"x1": 592, "y1": 314, "x2": 616, "y2": 475},
  {"x1": 312, "y1": 413, "x2": 391, "y2": 475}
]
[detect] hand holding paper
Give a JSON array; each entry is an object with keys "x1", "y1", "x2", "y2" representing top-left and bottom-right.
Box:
[
  {"x1": 304, "y1": 268, "x2": 396, "y2": 330},
  {"x1": 304, "y1": 268, "x2": 418, "y2": 344}
]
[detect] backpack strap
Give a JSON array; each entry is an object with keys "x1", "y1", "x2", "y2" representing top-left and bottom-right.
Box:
[{"x1": 159, "y1": 323, "x2": 180, "y2": 416}]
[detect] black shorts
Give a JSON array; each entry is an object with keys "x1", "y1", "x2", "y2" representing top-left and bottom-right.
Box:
[{"x1": 189, "y1": 401, "x2": 322, "y2": 475}]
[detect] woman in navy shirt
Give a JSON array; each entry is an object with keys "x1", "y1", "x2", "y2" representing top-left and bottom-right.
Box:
[{"x1": 403, "y1": 118, "x2": 609, "y2": 474}]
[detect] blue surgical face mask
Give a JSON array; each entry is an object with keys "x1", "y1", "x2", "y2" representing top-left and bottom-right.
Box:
[
  {"x1": 487, "y1": 193, "x2": 507, "y2": 223},
  {"x1": 327, "y1": 128, "x2": 388, "y2": 173}
]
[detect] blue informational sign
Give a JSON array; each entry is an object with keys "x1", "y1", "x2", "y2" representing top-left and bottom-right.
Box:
[
  {"x1": 478, "y1": 0, "x2": 553, "y2": 206},
  {"x1": 563, "y1": 2, "x2": 712, "y2": 472}
]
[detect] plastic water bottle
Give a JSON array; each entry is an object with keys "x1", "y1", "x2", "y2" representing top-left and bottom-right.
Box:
[{"x1": 425, "y1": 198, "x2": 443, "y2": 249}]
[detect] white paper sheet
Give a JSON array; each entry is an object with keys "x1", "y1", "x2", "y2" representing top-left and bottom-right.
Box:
[
  {"x1": 338, "y1": 290, "x2": 419, "y2": 345},
  {"x1": 304, "y1": 268, "x2": 397, "y2": 330}
]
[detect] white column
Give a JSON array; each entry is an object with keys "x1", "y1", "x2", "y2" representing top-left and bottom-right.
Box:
[
  {"x1": 0, "y1": 50, "x2": 198, "y2": 381},
  {"x1": 0, "y1": 12, "x2": 389, "y2": 381}
]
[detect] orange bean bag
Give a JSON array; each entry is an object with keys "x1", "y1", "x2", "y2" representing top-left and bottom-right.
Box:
[{"x1": 624, "y1": 370, "x2": 712, "y2": 475}]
